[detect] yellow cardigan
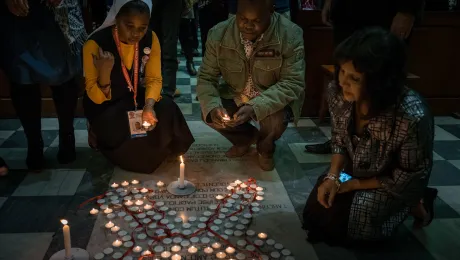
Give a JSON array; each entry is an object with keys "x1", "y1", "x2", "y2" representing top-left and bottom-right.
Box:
[{"x1": 83, "y1": 31, "x2": 162, "y2": 104}]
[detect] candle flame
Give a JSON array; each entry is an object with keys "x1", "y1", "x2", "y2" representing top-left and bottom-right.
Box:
[
  {"x1": 60, "y1": 219, "x2": 68, "y2": 225},
  {"x1": 180, "y1": 156, "x2": 184, "y2": 164}
]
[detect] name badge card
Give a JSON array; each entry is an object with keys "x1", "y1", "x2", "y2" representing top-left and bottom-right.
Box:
[{"x1": 127, "y1": 110, "x2": 147, "y2": 138}]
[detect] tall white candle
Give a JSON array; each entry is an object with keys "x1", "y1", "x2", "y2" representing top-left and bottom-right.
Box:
[
  {"x1": 179, "y1": 156, "x2": 185, "y2": 188},
  {"x1": 61, "y1": 219, "x2": 72, "y2": 258}
]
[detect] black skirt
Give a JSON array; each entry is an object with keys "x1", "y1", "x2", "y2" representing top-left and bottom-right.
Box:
[{"x1": 85, "y1": 95, "x2": 194, "y2": 173}]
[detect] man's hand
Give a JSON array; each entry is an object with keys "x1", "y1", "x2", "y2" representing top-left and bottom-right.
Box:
[
  {"x1": 321, "y1": 0, "x2": 332, "y2": 26},
  {"x1": 229, "y1": 105, "x2": 255, "y2": 127},
  {"x1": 210, "y1": 107, "x2": 229, "y2": 128},
  {"x1": 6, "y1": 0, "x2": 29, "y2": 17},
  {"x1": 391, "y1": 12, "x2": 415, "y2": 39}
]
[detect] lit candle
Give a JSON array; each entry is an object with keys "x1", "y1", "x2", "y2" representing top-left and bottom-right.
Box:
[
  {"x1": 90, "y1": 208, "x2": 99, "y2": 215},
  {"x1": 179, "y1": 156, "x2": 185, "y2": 188},
  {"x1": 60, "y1": 220, "x2": 72, "y2": 258},
  {"x1": 227, "y1": 186, "x2": 234, "y2": 191},
  {"x1": 256, "y1": 196, "x2": 264, "y2": 201},
  {"x1": 157, "y1": 181, "x2": 164, "y2": 187},
  {"x1": 258, "y1": 232, "x2": 268, "y2": 239},
  {"x1": 161, "y1": 251, "x2": 171, "y2": 258},
  {"x1": 235, "y1": 180, "x2": 242, "y2": 185},
  {"x1": 171, "y1": 254, "x2": 182, "y2": 260},
  {"x1": 111, "y1": 183, "x2": 119, "y2": 188},
  {"x1": 140, "y1": 188, "x2": 149, "y2": 193},
  {"x1": 131, "y1": 180, "x2": 139, "y2": 185},
  {"x1": 121, "y1": 181, "x2": 129, "y2": 187},
  {"x1": 141, "y1": 250, "x2": 152, "y2": 256},
  {"x1": 125, "y1": 200, "x2": 133, "y2": 206},
  {"x1": 103, "y1": 208, "x2": 113, "y2": 214},
  {"x1": 133, "y1": 246, "x2": 142, "y2": 253},
  {"x1": 204, "y1": 247, "x2": 213, "y2": 254},
  {"x1": 216, "y1": 252, "x2": 227, "y2": 259},
  {"x1": 188, "y1": 246, "x2": 198, "y2": 254},
  {"x1": 142, "y1": 121, "x2": 151, "y2": 128},
  {"x1": 225, "y1": 247, "x2": 236, "y2": 254},
  {"x1": 222, "y1": 114, "x2": 231, "y2": 121},
  {"x1": 135, "y1": 200, "x2": 144, "y2": 206},
  {"x1": 171, "y1": 245, "x2": 181, "y2": 252},
  {"x1": 216, "y1": 195, "x2": 224, "y2": 200},
  {"x1": 112, "y1": 239, "x2": 122, "y2": 248},
  {"x1": 105, "y1": 221, "x2": 114, "y2": 229},
  {"x1": 144, "y1": 204, "x2": 153, "y2": 210},
  {"x1": 256, "y1": 187, "x2": 264, "y2": 191},
  {"x1": 212, "y1": 242, "x2": 221, "y2": 249},
  {"x1": 111, "y1": 226, "x2": 120, "y2": 233}
]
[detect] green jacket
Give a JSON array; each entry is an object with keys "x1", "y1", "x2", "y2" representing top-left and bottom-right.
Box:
[{"x1": 197, "y1": 13, "x2": 305, "y2": 123}]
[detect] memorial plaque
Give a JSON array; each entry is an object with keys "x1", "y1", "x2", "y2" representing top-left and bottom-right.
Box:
[{"x1": 85, "y1": 130, "x2": 318, "y2": 259}]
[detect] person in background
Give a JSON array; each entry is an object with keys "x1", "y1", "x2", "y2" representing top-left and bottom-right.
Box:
[
  {"x1": 228, "y1": 0, "x2": 291, "y2": 19},
  {"x1": 179, "y1": 0, "x2": 199, "y2": 76},
  {"x1": 305, "y1": 0, "x2": 424, "y2": 154},
  {"x1": 197, "y1": 0, "x2": 305, "y2": 171},
  {"x1": 197, "y1": 0, "x2": 228, "y2": 56},
  {"x1": 150, "y1": 0, "x2": 183, "y2": 97},
  {"x1": 303, "y1": 28, "x2": 437, "y2": 245},
  {"x1": 83, "y1": 0, "x2": 194, "y2": 173},
  {"x1": 0, "y1": 0, "x2": 86, "y2": 171},
  {"x1": 0, "y1": 157, "x2": 7, "y2": 177}
]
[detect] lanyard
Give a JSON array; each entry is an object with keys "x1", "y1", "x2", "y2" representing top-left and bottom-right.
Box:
[{"x1": 112, "y1": 27, "x2": 139, "y2": 109}]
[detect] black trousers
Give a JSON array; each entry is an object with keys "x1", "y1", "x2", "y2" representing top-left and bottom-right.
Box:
[
  {"x1": 150, "y1": 0, "x2": 183, "y2": 97},
  {"x1": 10, "y1": 78, "x2": 78, "y2": 152},
  {"x1": 198, "y1": 2, "x2": 227, "y2": 56},
  {"x1": 203, "y1": 99, "x2": 290, "y2": 157},
  {"x1": 179, "y1": 18, "x2": 196, "y2": 62}
]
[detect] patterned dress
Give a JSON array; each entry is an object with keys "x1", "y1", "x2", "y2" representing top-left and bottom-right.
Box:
[{"x1": 303, "y1": 82, "x2": 434, "y2": 244}]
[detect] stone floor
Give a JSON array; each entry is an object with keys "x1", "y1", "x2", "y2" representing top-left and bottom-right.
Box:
[{"x1": 1, "y1": 46, "x2": 460, "y2": 260}]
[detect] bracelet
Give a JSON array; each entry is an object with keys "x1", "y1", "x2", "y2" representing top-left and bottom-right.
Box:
[{"x1": 324, "y1": 173, "x2": 341, "y2": 191}]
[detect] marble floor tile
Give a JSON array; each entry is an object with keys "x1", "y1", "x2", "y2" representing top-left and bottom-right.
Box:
[
  {"x1": 405, "y1": 218, "x2": 460, "y2": 260},
  {"x1": 434, "y1": 125, "x2": 459, "y2": 141},
  {"x1": 0, "y1": 197, "x2": 6, "y2": 209},
  {"x1": 319, "y1": 126, "x2": 332, "y2": 139},
  {"x1": 288, "y1": 118, "x2": 316, "y2": 127},
  {"x1": 433, "y1": 141, "x2": 460, "y2": 160},
  {"x1": 177, "y1": 103, "x2": 193, "y2": 115},
  {"x1": 187, "y1": 120, "x2": 216, "y2": 134},
  {"x1": 191, "y1": 93, "x2": 200, "y2": 103},
  {"x1": 429, "y1": 160, "x2": 460, "y2": 186},
  {"x1": 176, "y1": 85, "x2": 192, "y2": 94},
  {"x1": 190, "y1": 77, "x2": 197, "y2": 86},
  {"x1": 12, "y1": 169, "x2": 85, "y2": 196},
  {"x1": 0, "y1": 130, "x2": 59, "y2": 148},
  {"x1": 73, "y1": 118, "x2": 88, "y2": 130},
  {"x1": 434, "y1": 116, "x2": 460, "y2": 125},
  {"x1": 0, "y1": 130, "x2": 14, "y2": 146},
  {"x1": 176, "y1": 70, "x2": 189, "y2": 79},
  {"x1": 433, "y1": 151, "x2": 444, "y2": 161},
  {"x1": 0, "y1": 232, "x2": 54, "y2": 260},
  {"x1": 17, "y1": 118, "x2": 59, "y2": 131},
  {"x1": 434, "y1": 186, "x2": 460, "y2": 215},
  {"x1": 438, "y1": 125, "x2": 460, "y2": 139},
  {"x1": 44, "y1": 147, "x2": 95, "y2": 169},
  {"x1": 281, "y1": 127, "x2": 328, "y2": 143},
  {"x1": 0, "y1": 170, "x2": 28, "y2": 196},
  {"x1": 176, "y1": 78, "x2": 190, "y2": 85},
  {"x1": 432, "y1": 195, "x2": 460, "y2": 219},
  {"x1": 0, "y1": 119, "x2": 22, "y2": 131},
  {"x1": 288, "y1": 143, "x2": 332, "y2": 163},
  {"x1": 49, "y1": 130, "x2": 89, "y2": 148},
  {"x1": 449, "y1": 160, "x2": 460, "y2": 170},
  {"x1": 0, "y1": 148, "x2": 29, "y2": 169}
]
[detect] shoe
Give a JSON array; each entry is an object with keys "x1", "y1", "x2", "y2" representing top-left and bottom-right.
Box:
[
  {"x1": 413, "y1": 187, "x2": 438, "y2": 228},
  {"x1": 26, "y1": 145, "x2": 44, "y2": 172},
  {"x1": 186, "y1": 61, "x2": 197, "y2": 76},
  {"x1": 174, "y1": 89, "x2": 181, "y2": 97},
  {"x1": 305, "y1": 140, "x2": 332, "y2": 154},
  {"x1": 258, "y1": 154, "x2": 275, "y2": 171},
  {"x1": 57, "y1": 133, "x2": 76, "y2": 164}
]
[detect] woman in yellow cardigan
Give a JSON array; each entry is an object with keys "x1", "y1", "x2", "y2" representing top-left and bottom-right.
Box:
[{"x1": 83, "y1": 0, "x2": 194, "y2": 173}]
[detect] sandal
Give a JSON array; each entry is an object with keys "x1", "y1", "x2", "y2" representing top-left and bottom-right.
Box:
[
  {"x1": 414, "y1": 187, "x2": 438, "y2": 228},
  {"x1": 305, "y1": 140, "x2": 332, "y2": 154},
  {"x1": 0, "y1": 157, "x2": 8, "y2": 177}
]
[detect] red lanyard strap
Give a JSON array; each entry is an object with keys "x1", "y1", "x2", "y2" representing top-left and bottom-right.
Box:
[{"x1": 112, "y1": 27, "x2": 139, "y2": 108}]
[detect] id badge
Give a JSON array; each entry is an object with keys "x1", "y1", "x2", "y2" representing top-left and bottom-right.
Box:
[{"x1": 127, "y1": 110, "x2": 147, "y2": 138}]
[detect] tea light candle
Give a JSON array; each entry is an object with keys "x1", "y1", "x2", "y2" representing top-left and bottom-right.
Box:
[
  {"x1": 240, "y1": 183, "x2": 247, "y2": 188},
  {"x1": 188, "y1": 216, "x2": 196, "y2": 222},
  {"x1": 190, "y1": 237, "x2": 200, "y2": 244},
  {"x1": 125, "y1": 200, "x2": 133, "y2": 206},
  {"x1": 133, "y1": 246, "x2": 142, "y2": 253},
  {"x1": 252, "y1": 207, "x2": 260, "y2": 213},
  {"x1": 203, "y1": 211, "x2": 212, "y2": 216},
  {"x1": 266, "y1": 239, "x2": 275, "y2": 246},
  {"x1": 144, "y1": 204, "x2": 152, "y2": 210},
  {"x1": 246, "y1": 230, "x2": 255, "y2": 236},
  {"x1": 201, "y1": 237, "x2": 210, "y2": 244},
  {"x1": 131, "y1": 180, "x2": 139, "y2": 185},
  {"x1": 236, "y1": 253, "x2": 246, "y2": 260},
  {"x1": 112, "y1": 239, "x2": 122, "y2": 248},
  {"x1": 160, "y1": 251, "x2": 171, "y2": 258},
  {"x1": 171, "y1": 254, "x2": 182, "y2": 260},
  {"x1": 171, "y1": 245, "x2": 181, "y2": 252},
  {"x1": 137, "y1": 233, "x2": 147, "y2": 240},
  {"x1": 271, "y1": 251, "x2": 281, "y2": 259},
  {"x1": 94, "y1": 253, "x2": 104, "y2": 260},
  {"x1": 225, "y1": 247, "x2": 236, "y2": 254},
  {"x1": 123, "y1": 241, "x2": 133, "y2": 248},
  {"x1": 237, "y1": 240, "x2": 247, "y2": 247},
  {"x1": 181, "y1": 240, "x2": 190, "y2": 247},
  {"x1": 209, "y1": 204, "x2": 217, "y2": 210},
  {"x1": 188, "y1": 246, "x2": 198, "y2": 254},
  {"x1": 216, "y1": 195, "x2": 224, "y2": 200},
  {"x1": 142, "y1": 121, "x2": 151, "y2": 128},
  {"x1": 134, "y1": 194, "x2": 143, "y2": 200},
  {"x1": 212, "y1": 242, "x2": 221, "y2": 249},
  {"x1": 222, "y1": 114, "x2": 231, "y2": 121},
  {"x1": 204, "y1": 247, "x2": 213, "y2": 254},
  {"x1": 140, "y1": 188, "x2": 148, "y2": 193},
  {"x1": 105, "y1": 221, "x2": 114, "y2": 229},
  {"x1": 160, "y1": 219, "x2": 169, "y2": 225},
  {"x1": 182, "y1": 223, "x2": 191, "y2": 229},
  {"x1": 243, "y1": 194, "x2": 252, "y2": 199},
  {"x1": 137, "y1": 213, "x2": 146, "y2": 219},
  {"x1": 168, "y1": 210, "x2": 177, "y2": 216},
  {"x1": 231, "y1": 194, "x2": 239, "y2": 199},
  {"x1": 118, "y1": 230, "x2": 128, "y2": 236},
  {"x1": 234, "y1": 230, "x2": 243, "y2": 236},
  {"x1": 216, "y1": 252, "x2": 227, "y2": 259},
  {"x1": 258, "y1": 232, "x2": 268, "y2": 239},
  {"x1": 274, "y1": 243, "x2": 284, "y2": 250},
  {"x1": 90, "y1": 208, "x2": 99, "y2": 215},
  {"x1": 254, "y1": 240, "x2": 264, "y2": 246},
  {"x1": 156, "y1": 181, "x2": 165, "y2": 187},
  {"x1": 227, "y1": 186, "x2": 234, "y2": 191},
  {"x1": 246, "y1": 245, "x2": 255, "y2": 251},
  {"x1": 103, "y1": 248, "x2": 114, "y2": 255},
  {"x1": 167, "y1": 224, "x2": 175, "y2": 229},
  {"x1": 221, "y1": 208, "x2": 229, "y2": 213},
  {"x1": 103, "y1": 208, "x2": 113, "y2": 214},
  {"x1": 121, "y1": 181, "x2": 129, "y2": 187},
  {"x1": 154, "y1": 246, "x2": 164, "y2": 253},
  {"x1": 111, "y1": 182, "x2": 119, "y2": 188},
  {"x1": 256, "y1": 196, "x2": 264, "y2": 201},
  {"x1": 97, "y1": 199, "x2": 106, "y2": 204},
  {"x1": 135, "y1": 200, "x2": 144, "y2": 206},
  {"x1": 111, "y1": 226, "x2": 120, "y2": 233},
  {"x1": 112, "y1": 252, "x2": 123, "y2": 259},
  {"x1": 131, "y1": 189, "x2": 139, "y2": 194},
  {"x1": 281, "y1": 249, "x2": 291, "y2": 256},
  {"x1": 173, "y1": 237, "x2": 183, "y2": 244},
  {"x1": 235, "y1": 180, "x2": 242, "y2": 185},
  {"x1": 141, "y1": 250, "x2": 152, "y2": 256},
  {"x1": 162, "y1": 238, "x2": 172, "y2": 244}
]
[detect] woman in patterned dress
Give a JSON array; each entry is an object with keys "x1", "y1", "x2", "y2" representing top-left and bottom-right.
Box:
[{"x1": 303, "y1": 27, "x2": 438, "y2": 246}]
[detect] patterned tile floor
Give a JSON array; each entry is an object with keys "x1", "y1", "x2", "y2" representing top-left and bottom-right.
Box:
[{"x1": 1, "y1": 43, "x2": 460, "y2": 260}]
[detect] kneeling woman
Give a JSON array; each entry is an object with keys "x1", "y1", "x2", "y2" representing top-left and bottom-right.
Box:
[
  {"x1": 83, "y1": 0, "x2": 194, "y2": 173},
  {"x1": 303, "y1": 28, "x2": 437, "y2": 245}
]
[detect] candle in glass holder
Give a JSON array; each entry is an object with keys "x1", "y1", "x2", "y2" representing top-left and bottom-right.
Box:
[
  {"x1": 103, "y1": 208, "x2": 113, "y2": 214},
  {"x1": 212, "y1": 242, "x2": 221, "y2": 249},
  {"x1": 125, "y1": 200, "x2": 133, "y2": 206},
  {"x1": 160, "y1": 251, "x2": 171, "y2": 258},
  {"x1": 112, "y1": 239, "x2": 122, "y2": 248},
  {"x1": 216, "y1": 195, "x2": 224, "y2": 200},
  {"x1": 135, "y1": 200, "x2": 144, "y2": 206},
  {"x1": 144, "y1": 204, "x2": 152, "y2": 210},
  {"x1": 171, "y1": 254, "x2": 182, "y2": 260},
  {"x1": 142, "y1": 121, "x2": 151, "y2": 128},
  {"x1": 157, "y1": 181, "x2": 165, "y2": 187},
  {"x1": 133, "y1": 246, "x2": 142, "y2": 253},
  {"x1": 111, "y1": 183, "x2": 119, "y2": 188},
  {"x1": 258, "y1": 232, "x2": 268, "y2": 239},
  {"x1": 222, "y1": 114, "x2": 231, "y2": 121},
  {"x1": 240, "y1": 183, "x2": 248, "y2": 188},
  {"x1": 204, "y1": 247, "x2": 213, "y2": 254},
  {"x1": 105, "y1": 221, "x2": 114, "y2": 229},
  {"x1": 121, "y1": 181, "x2": 129, "y2": 187},
  {"x1": 225, "y1": 247, "x2": 235, "y2": 254},
  {"x1": 131, "y1": 180, "x2": 139, "y2": 185},
  {"x1": 227, "y1": 186, "x2": 234, "y2": 191},
  {"x1": 141, "y1": 250, "x2": 152, "y2": 256},
  {"x1": 171, "y1": 245, "x2": 181, "y2": 253},
  {"x1": 140, "y1": 187, "x2": 148, "y2": 193},
  {"x1": 235, "y1": 180, "x2": 242, "y2": 185},
  {"x1": 188, "y1": 246, "x2": 198, "y2": 254},
  {"x1": 256, "y1": 196, "x2": 264, "y2": 201},
  {"x1": 90, "y1": 208, "x2": 99, "y2": 215},
  {"x1": 111, "y1": 226, "x2": 120, "y2": 233},
  {"x1": 216, "y1": 252, "x2": 227, "y2": 259}
]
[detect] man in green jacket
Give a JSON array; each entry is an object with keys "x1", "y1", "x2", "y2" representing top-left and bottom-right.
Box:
[{"x1": 197, "y1": 0, "x2": 305, "y2": 171}]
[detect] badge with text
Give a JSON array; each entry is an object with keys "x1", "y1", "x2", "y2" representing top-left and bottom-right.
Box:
[
  {"x1": 127, "y1": 110, "x2": 147, "y2": 138},
  {"x1": 255, "y1": 49, "x2": 279, "y2": 58}
]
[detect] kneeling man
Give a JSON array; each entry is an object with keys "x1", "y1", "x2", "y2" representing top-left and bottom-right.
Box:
[{"x1": 197, "y1": 0, "x2": 305, "y2": 171}]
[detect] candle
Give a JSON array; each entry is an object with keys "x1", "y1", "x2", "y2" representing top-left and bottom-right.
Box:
[
  {"x1": 171, "y1": 245, "x2": 181, "y2": 252},
  {"x1": 266, "y1": 239, "x2": 275, "y2": 246},
  {"x1": 227, "y1": 186, "x2": 234, "y2": 191},
  {"x1": 144, "y1": 204, "x2": 152, "y2": 210},
  {"x1": 111, "y1": 226, "x2": 120, "y2": 233},
  {"x1": 246, "y1": 230, "x2": 255, "y2": 236},
  {"x1": 212, "y1": 242, "x2": 221, "y2": 249},
  {"x1": 204, "y1": 247, "x2": 213, "y2": 254},
  {"x1": 94, "y1": 253, "x2": 104, "y2": 260},
  {"x1": 121, "y1": 181, "x2": 129, "y2": 187},
  {"x1": 216, "y1": 252, "x2": 227, "y2": 259},
  {"x1": 135, "y1": 200, "x2": 144, "y2": 206},
  {"x1": 133, "y1": 246, "x2": 142, "y2": 253},
  {"x1": 179, "y1": 156, "x2": 185, "y2": 188},
  {"x1": 171, "y1": 254, "x2": 182, "y2": 260},
  {"x1": 103, "y1": 248, "x2": 113, "y2": 255},
  {"x1": 216, "y1": 195, "x2": 224, "y2": 200},
  {"x1": 112, "y1": 252, "x2": 123, "y2": 259},
  {"x1": 131, "y1": 179, "x2": 139, "y2": 185},
  {"x1": 281, "y1": 249, "x2": 291, "y2": 256},
  {"x1": 90, "y1": 208, "x2": 99, "y2": 215},
  {"x1": 181, "y1": 240, "x2": 190, "y2": 247},
  {"x1": 258, "y1": 232, "x2": 268, "y2": 239},
  {"x1": 225, "y1": 247, "x2": 236, "y2": 254},
  {"x1": 140, "y1": 188, "x2": 148, "y2": 193},
  {"x1": 142, "y1": 121, "x2": 151, "y2": 128},
  {"x1": 141, "y1": 250, "x2": 152, "y2": 256},
  {"x1": 157, "y1": 181, "x2": 164, "y2": 187},
  {"x1": 256, "y1": 196, "x2": 264, "y2": 201},
  {"x1": 256, "y1": 186, "x2": 264, "y2": 191},
  {"x1": 160, "y1": 251, "x2": 171, "y2": 258},
  {"x1": 188, "y1": 246, "x2": 198, "y2": 254},
  {"x1": 271, "y1": 251, "x2": 281, "y2": 259},
  {"x1": 111, "y1": 183, "x2": 119, "y2": 188},
  {"x1": 240, "y1": 183, "x2": 247, "y2": 188},
  {"x1": 131, "y1": 189, "x2": 139, "y2": 194},
  {"x1": 235, "y1": 179, "x2": 242, "y2": 185},
  {"x1": 254, "y1": 240, "x2": 264, "y2": 246},
  {"x1": 236, "y1": 253, "x2": 246, "y2": 260},
  {"x1": 105, "y1": 221, "x2": 114, "y2": 229},
  {"x1": 110, "y1": 239, "x2": 121, "y2": 248},
  {"x1": 103, "y1": 208, "x2": 113, "y2": 214},
  {"x1": 60, "y1": 220, "x2": 72, "y2": 258},
  {"x1": 125, "y1": 200, "x2": 133, "y2": 206}
]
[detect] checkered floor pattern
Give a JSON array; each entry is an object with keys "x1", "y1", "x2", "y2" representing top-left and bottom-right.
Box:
[{"x1": 1, "y1": 41, "x2": 460, "y2": 260}]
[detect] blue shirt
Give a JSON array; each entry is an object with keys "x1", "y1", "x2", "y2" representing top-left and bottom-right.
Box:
[{"x1": 228, "y1": 0, "x2": 290, "y2": 14}]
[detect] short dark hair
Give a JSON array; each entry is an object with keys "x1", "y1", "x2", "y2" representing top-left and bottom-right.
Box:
[
  {"x1": 237, "y1": 0, "x2": 274, "y2": 9},
  {"x1": 333, "y1": 27, "x2": 407, "y2": 117},
  {"x1": 117, "y1": 0, "x2": 150, "y2": 18}
]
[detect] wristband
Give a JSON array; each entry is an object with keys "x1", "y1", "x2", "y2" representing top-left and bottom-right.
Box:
[{"x1": 324, "y1": 173, "x2": 341, "y2": 191}]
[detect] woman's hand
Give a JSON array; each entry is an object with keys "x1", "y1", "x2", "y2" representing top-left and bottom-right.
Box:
[
  {"x1": 317, "y1": 179, "x2": 339, "y2": 208},
  {"x1": 93, "y1": 47, "x2": 115, "y2": 73},
  {"x1": 142, "y1": 105, "x2": 158, "y2": 131},
  {"x1": 338, "y1": 179, "x2": 360, "y2": 194},
  {"x1": 6, "y1": 0, "x2": 29, "y2": 17}
]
